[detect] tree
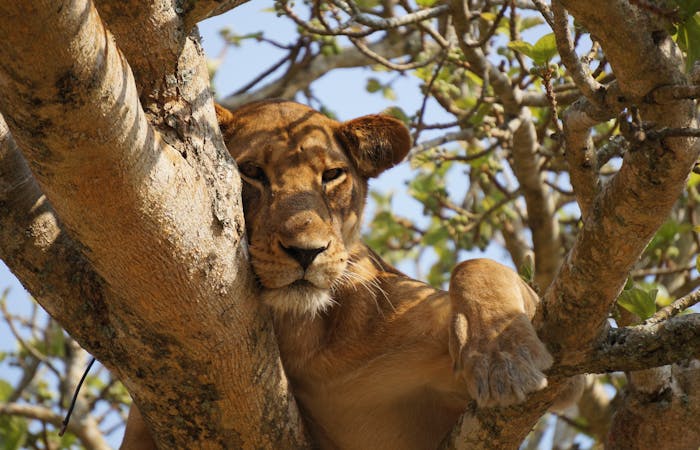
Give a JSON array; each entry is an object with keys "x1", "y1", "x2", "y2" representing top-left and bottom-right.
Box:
[{"x1": 1, "y1": 0, "x2": 699, "y2": 448}]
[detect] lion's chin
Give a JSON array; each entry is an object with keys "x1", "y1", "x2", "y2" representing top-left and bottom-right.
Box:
[{"x1": 260, "y1": 281, "x2": 334, "y2": 317}]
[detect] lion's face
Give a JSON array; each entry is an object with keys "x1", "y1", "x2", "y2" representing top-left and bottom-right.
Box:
[{"x1": 216, "y1": 100, "x2": 410, "y2": 316}]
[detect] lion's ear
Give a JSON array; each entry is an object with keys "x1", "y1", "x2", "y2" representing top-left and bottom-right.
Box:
[
  {"x1": 215, "y1": 103, "x2": 236, "y2": 139},
  {"x1": 337, "y1": 115, "x2": 411, "y2": 178}
]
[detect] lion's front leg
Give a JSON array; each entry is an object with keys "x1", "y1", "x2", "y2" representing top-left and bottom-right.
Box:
[{"x1": 448, "y1": 258, "x2": 553, "y2": 407}]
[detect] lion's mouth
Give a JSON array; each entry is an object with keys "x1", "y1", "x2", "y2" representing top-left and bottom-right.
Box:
[{"x1": 289, "y1": 279, "x2": 316, "y2": 289}]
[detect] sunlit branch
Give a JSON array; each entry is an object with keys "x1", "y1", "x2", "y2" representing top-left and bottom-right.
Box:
[
  {"x1": 530, "y1": 0, "x2": 554, "y2": 28},
  {"x1": 0, "y1": 402, "x2": 110, "y2": 450},
  {"x1": 556, "y1": 313, "x2": 700, "y2": 376},
  {"x1": 331, "y1": 0, "x2": 452, "y2": 29},
  {"x1": 645, "y1": 289, "x2": 700, "y2": 326},
  {"x1": 408, "y1": 130, "x2": 475, "y2": 159},
  {"x1": 551, "y1": 2, "x2": 604, "y2": 104},
  {"x1": 350, "y1": 36, "x2": 443, "y2": 71},
  {"x1": 278, "y1": 0, "x2": 452, "y2": 37},
  {"x1": 222, "y1": 33, "x2": 422, "y2": 108}
]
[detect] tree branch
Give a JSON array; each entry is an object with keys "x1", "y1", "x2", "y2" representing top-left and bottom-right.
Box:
[
  {"x1": 561, "y1": 99, "x2": 603, "y2": 219},
  {"x1": 181, "y1": 0, "x2": 251, "y2": 29},
  {"x1": 442, "y1": 2, "x2": 699, "y2": 448},
  {"x1": 0, "y1": 402, "x2": 110, "y2": 450},
  {"x1": 508, "y1": 111, "x2": 561, "y2": 289},
  {"x1": 556, "y1": 314, "x2": 700, "y2": 376},
  {"x1": 93, "y1": 0, "x2": 189, "y2": 100},
  {"x1": 221, "y1": 33, "x2": 421, "y2": 108},
  {"x1": 646, "y1": 289, "x2": 700, "y2": 325},
  {"x1": 551, "y1": 2, "x2": 603, "y2": 104},
  {"x1": 450, "y1": 0, "x2": 562, "y2": 289},
  {"x1": 0, "y1": 113, "x2": 123, "y2": 363},
  {"x1": 332, "y1": 0, "x2": 452, "y2": 29},
  {"x1": 544, "y1": 0, "x2": 699, "y2": 358}
]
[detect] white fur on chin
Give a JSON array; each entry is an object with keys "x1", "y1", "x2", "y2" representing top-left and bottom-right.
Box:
[{"x1": 261, "y1": 283, "x2": 334, "y2": 317}]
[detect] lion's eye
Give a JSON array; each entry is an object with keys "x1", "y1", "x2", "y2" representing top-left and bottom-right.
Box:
[
  {"x1": 238, "y1": 162, "x2": 268, "y2": 185},
  {"x1": 322, "y1": 168, "x2": 346, "y2": 184}
]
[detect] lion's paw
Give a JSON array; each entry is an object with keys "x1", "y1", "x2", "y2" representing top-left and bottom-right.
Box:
[{"x1": 450, "y1": 314, "x2": 553, "y2": 408}]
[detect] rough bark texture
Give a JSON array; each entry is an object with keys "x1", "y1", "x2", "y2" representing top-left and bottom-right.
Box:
[
  {"x1": 540, "y1": 0, "x2": 698, "y2": 355},
  {"x1": 0, "y1": 1, "x2": 308, "y2": 448},
  {"x1": 607, "y1": 362, "x2": 700, "y2": 450}
]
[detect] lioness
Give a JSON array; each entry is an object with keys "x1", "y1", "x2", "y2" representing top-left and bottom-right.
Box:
[{"x1": 121, "y1": 100, "x2": 553, "y2": 449}]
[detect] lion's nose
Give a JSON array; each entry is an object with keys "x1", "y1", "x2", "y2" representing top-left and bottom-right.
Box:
[{"x1": 280, "y1": 243, "x2": 328, "y2": 271}]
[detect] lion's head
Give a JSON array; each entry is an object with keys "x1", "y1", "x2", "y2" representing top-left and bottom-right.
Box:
[{"x1": 216, "y1": 100, "x2": 410, "y2": 316}]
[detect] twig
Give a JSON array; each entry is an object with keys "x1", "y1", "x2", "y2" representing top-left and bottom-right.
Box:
[
  {"x1": 414, "y1": 54, "x2": 448, "y2": 142},
  {"x1": 645, "y1": 289, "x2": 700, "y2": 326},
  {"x1": 232, "y1": 40, "x2": 305, "y2": 96},
  {"x1": 462, "y1": 3, "x2": 509, "y2": 49},
  {"x1": 436, "y1": 148, "x2": 495, "y2": 163},
  {"x1": 631, "y1": 264, "x2": 694, "y2": 278},
  {"x1": 408, "y1": 129, "x2": 475, "y2": 159},
  {"x1": 334, "y1": 0, "x2": 452, "y2": 30},
  {"x1": 551, "y1": 1, "x2": 603, "y2": 104},
  {"x1": 510, "y1": 0, "x2": 529, "y2": 87},
  {"x1": 0, "y1": 299, "x2": 61, "y2": 376},
  {"x1": 279, "y1": 0, "x2": 451, "y2": 37},
  {"x1": 541, "y1": 66, "x2": 564, "y2": 135},
  {"x1": 278, "y1": 0, "x2": 371, "y2": 37},
  {"x1": 531, "y1": 0, "x2": 554, "y2": 28},
  {"x1": 1, "y1": 400, "x2": 110, "y2": 450},
  {"x1": 349, "y1": 36, "x2": 440, "y2": 71}
]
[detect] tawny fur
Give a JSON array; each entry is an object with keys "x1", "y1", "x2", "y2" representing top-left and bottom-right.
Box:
[{"x1": 121, "y1": 100, "x2": 553, "y2": 450}]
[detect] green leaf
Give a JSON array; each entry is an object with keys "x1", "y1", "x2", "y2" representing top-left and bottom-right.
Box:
[
  {"x1": 381, "y1": 106, "x2": 410, "y2": 124},
  {"x1": 319, "y1": 106, "x2": 338, "y2": 120},
  {"x1": 423, "y1": 221, "x2": 449, "y2": 246},
  {"x1": 676, "y1": 13, "x2": 700, "y2": 71},
  {"x1": 518, "y1": 256, "x2": 535, "y2": 284},
  {"x1": 674, "y1": 0, "x2": 700, "y2": 19},
  {"x1": 507, "y1": 40, "x2": 536, "y2": 59},
  {"x1": 382, "y1": 86, "x2": 397, "y2": 101},
  {"x1": 366, "y1": 78, "x2": 382, "y2": 93},
  {"x1": 509, "y1": 33, "x2": 558, "y2": 65},
  {"x1": 0, "y1": 379, "x2": 12, "y2": 401},
  {"x1": 47, "y1": 324, "x2": 65, "y2": 357},
  {"x1": 0, "y1": 416, "x2": 28, "y2": 450},
  {"x1": 531, "y1": 33, "x2": 558, "y2": 65},
  {"x1": 416, "y1": 0, "x2": 438, "y2": 6},
  {"x1": 0, "y1": 382, "x2": 28, "y2": 450},
  {"x1": 617, "y1": 288, "x2": 657, "y2": 320},
  {"x1": 688, "y1": 171, "x2": 700, "y2": 187},
  {"x1": 519, "y1": 16, "x2": 544, "y2": 32}
]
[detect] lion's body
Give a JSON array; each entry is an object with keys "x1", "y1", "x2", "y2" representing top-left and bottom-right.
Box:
[
  {"x1": 121, "y1": 100, "x2": 553, "y2": 450},
  {"x1": 273, "y1": 246, "x2": 464, "y2": 449}
]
